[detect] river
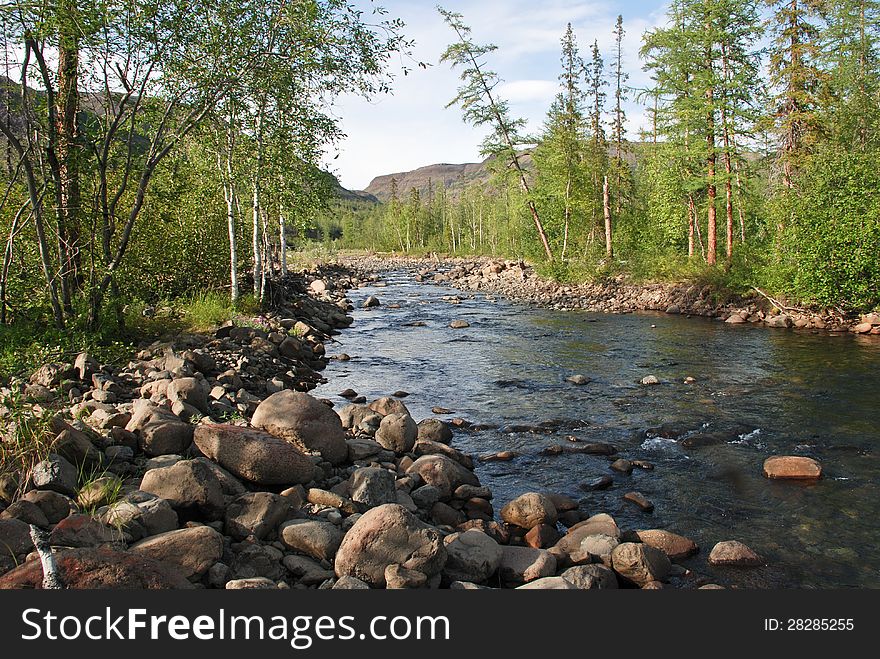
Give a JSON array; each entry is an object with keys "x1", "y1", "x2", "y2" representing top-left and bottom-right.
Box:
[{"x1": 313, "y1": 268, "x2": 880, "y2": 588}]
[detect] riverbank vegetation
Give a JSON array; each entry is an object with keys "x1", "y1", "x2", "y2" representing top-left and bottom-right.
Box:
[
  {"x1": 320, "y1": 2, "x2": 880, "y2": 313},
  {"x1": 0, "y1": 1, "x2": 877, "y2": 377}
]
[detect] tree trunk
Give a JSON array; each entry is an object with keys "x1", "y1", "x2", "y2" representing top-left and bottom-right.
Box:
[
  {"x1": 562, "y1": 174, "x2": 572, "y2": 261},
  {"x1": 252, "y1": 178, "x2": 262, "y2": 298},
  {"x1": 55, "y1": 1, "x2": 81, "y2": 313},
  {"x1": 603, "y1": 175, "x2": 613, "y2": 259},
  {"x1": 706, "y1": 95, "x2": 717, "y2": 266},
  {"x1": 279, "y1": 209, "x2": 288, "y2": 277},
  {"x1": 688, "y1": 195, "x2": 696, "y2": 259}
]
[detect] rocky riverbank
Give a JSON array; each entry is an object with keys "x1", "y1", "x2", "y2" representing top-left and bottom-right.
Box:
[
  {"x1": 340, "y1": 253, "x2": 880, "y2": 336},
  {"x1": 0, "y1": 262, "x2": 819, "y2": 590}
]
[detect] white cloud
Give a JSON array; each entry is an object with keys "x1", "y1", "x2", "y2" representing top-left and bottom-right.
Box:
[{"x1": 498, "y1": 79, "x2": 558, "y2": 104}]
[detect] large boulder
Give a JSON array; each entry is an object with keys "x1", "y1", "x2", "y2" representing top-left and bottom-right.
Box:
[
  {"x1": 561, "y1": 564, "x2": 619, "y2": 589},
  {"x1": 375, "y1": 413, "x2": 418, "y2": 454},
  {"x1": 251, "y1": 391, "x2": 348, "y2": 464},
  {"x1": 350, "y1": 468, "x2": 398, "y2": 508},
  {"x1": 442, "y1": 530, "x2": 502, "y2": 584},
  {"x1": 30, "y1": 454, "x2": 78, "y2": 497},
  {"x1": 101, "y1": 493, "x2": 178, "y2": 541},
  {"x1": 140, "y1": 459, "x2": 225, "y2": 522},
  {"x1": 405, "y1": 455, "x2": 480, "y2": 499},
  {"x1": 48, "y1": 514, "x2": 121, "y2": 548},
  {"x1": 126, "y1": 400, "x2": 194, "y2": 457},
  {"x1": 338, "y1": 404, "x2": 379, "y2": 430},
  {"x1": 193, "y1": 424, "x2": 316, "y2": 486},
  {"x1": 21, "y1": 490, "x2": 73, "y2": 525},
  {"x1": 334, "y1": 504, "x2": 447, "y2": 588},
  {"x1": 0, "y1": 518, "x2": 33, "y2": 556},
  {"x1": 500, "y1": 493, "x2": 558, "y2": 530},
  {"x1": 0, "y1": 547, "x2": 193, "y2": 589},
  {"x1": 280, "y1": 519, "x2": 345, "y2": 562},
  {"x1": 225, "y1": 492, "x2": 291, "y2": 541},
  {"x1": 611, "y1": 542, "x2": 671, "y2": 586},
  {"x1": 130, "y1": 526, "x2": 224, "y2": 579}
]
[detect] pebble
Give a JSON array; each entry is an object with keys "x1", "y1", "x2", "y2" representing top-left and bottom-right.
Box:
[{"x1": 623, "y1": 491, "x2": 654, "y2": 513}]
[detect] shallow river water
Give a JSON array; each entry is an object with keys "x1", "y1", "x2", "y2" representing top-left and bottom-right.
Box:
[{"x1": 313, "y1": 269, "x2": 880, "y2": 588}]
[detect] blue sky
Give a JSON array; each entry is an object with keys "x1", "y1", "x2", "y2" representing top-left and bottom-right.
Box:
[{"x1": 326, "y1": 1, "x2": 670, "y2": 190}]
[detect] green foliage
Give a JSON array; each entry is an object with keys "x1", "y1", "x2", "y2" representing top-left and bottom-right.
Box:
[{"x1": 0, "y1": 391, "x2": 58, "y2": 499}]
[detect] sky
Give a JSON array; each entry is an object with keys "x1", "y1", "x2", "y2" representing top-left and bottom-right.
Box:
[{"x1": 325, "y1": 0, "x2": 670, "y2": 191}]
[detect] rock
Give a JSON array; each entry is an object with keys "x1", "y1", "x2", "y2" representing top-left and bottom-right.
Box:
[
  {"x1": 500, "y1": 493, "x2": 558, "y2": 530},
  {"x1": 417, "y1": 419, "x2": 453, "y2": 445},
  {"x1": 226, "y1": 578, "x2": 277, "y2": 590},
  {"x1": 53, "y1": 425, "x2": 102, "y2": 467},
  {"x1": 580, "y1": 475, "x2": 614, "y2": 491},
  {"x1": 566, "y1": 375, "x2": 591, "y2": 386},
  {"x1": 665, "y1": 305, "x2": 681, "y2": 315},
  {"x1": 0, "y1": 547, "x2": 192, "y2": 589},
  {"x1": 193, "y1": 458, "x2": 248, "y2": 497},
  {"x1": 334, "y1": 504, "x2": 447, "y2": 588},
  {"x1": 498, "y1": 546, "x2": 556, "y2": 586},
  {"x1": 545, "y1": 493, "x2": 578, "y2": 512},
  {"x1": 310, "y1": 279, "x2": 327, "y2": 294},
  {"x1": 283, "y1": 555, "x2": 335, "y2": 586},
  {"x1": 442, "y1": 530, "x2": 502, "y2": 584},
  {"x1": 307, "y1": 488, "x2": 356, "y2": 514},
  {"x1": 140, "y1": 459, "x2": 225, "y2": 522},
  {"x1": 230, "y1": 544, "x2": 284, "y2": 581},
  {"x1": 611, "y1": 542, "x2": 671, "y2": 586},
  {"x1": 77, "y1": 476, "x2": 123, "y2": 510},
  {"x1": 1, "y1": 500, "x2": 49, "y2": 527},
  {"x1": 708, "y1": 540, "x2": 763, "y2": 567},
  {"x1": 385, "y1": 564, "x2": 427, "y2": 589},
  {"x1": 101, "y1": 494, "x2": 178, "y2": 540},
  {"x1": 333, "y1": 575, "x2": 371, "y2": 590},
  {"x1": 852, "y1": 323, "x2": 873, "y2": 334},
  {"x1": 338, "y1": 404, "x2": 377, "y2": 430},
  {"x1": 480, "y1": 451, "x2": 517, "y2": 463},
  {"x1": 251, "y1": 391, "x2": 348, "y2": 465},
  {"x1": 561, "y1": 564, "x2": 619, "y2": 589},
  {"x1": 567, "y1": 513, "x2": 620, "y2": 538},
  {"x1": 193, "y1": 424, "x2": 316, "y2": 486},
  {"x1": 74, "y1": 352, "x2": 100, "y2": 381},
  {"x1": 0, "y1": 473, "x2": 18, "y2": 504},
  {"x1": 524, "y1": 524, "x2": 560, "y2": 549},
  {"x1": 368, "y1": 396, "x2": 410, "y2": 417},
  {"x1": 762, "y1": 456, "x2": 822, "y2": 481},
  {"x1": 30, "y1": 454, "x2": 78, "y2": 497},
  {"x1": 516, "y1": 577, "x2": 576, "y2": 590},
  {"x1": 726, "y1": 313, "x2": 747, "y2": 324},
  {"x1": 611, "y1": 459, "x2": 634, "y2": 474},
  {"x1": 130, "y1": 526, "x2": 224, "y2": 579},
  {"x1": 449, "y1": 320, "x2": 470, "y2": 329},
  {"x1": 623, "y1": 491, "x2": 655, "y2": 513},
  {"x1": 375, "y1": 413, "x2": 418, "y2": 454},
  {"x1": 406, "y1": 455, "x2": 480, "y2": 499},
  {"x1": 431, "y1": 501, "x2": 465, "y2": 527},
  {"x1": 350, "y1": 467, "x2": 397, "y2": 508},
  {"x1": 411, "y1": 485, "x2": 441, "y2": 509},
  {"x1": 30, "y1": 363, "x2": 73, "y2": 388},
  {"x1": 641, "y1": 375, "x2": 660, "y2": 386},
  {"x1": 767, "y1": 315, "x2": 793, "y2": 329},
  {"x1": 48, "y1": 514, "x2": 122, "y2": 547},
  {"x1": 414, "y1": 439, "x2": 474, "y2": 470},
  {"x1": 633, "y1": 529, "x2": 699, "y2": 561},
  {"x1": 125, "y1": 400, "x2": 194, "y2": 457},
  {"x1": 167, "y1": 377, "x2": 210, "y2": 414},
  {"x1": 280, "y1": 519, "x2": 345, "y2": 561},
  {"x1": 225, "y1": 492, "x2": 290, "y2": 541},
  {"x1": 363, "y1": 296, "x2": 381, "y2": 308},
  {"x1": 0, "y1": 518, "x2": 33, "y2": 556},
  {"x1": 570, "y1": 534, "x2": 619, "y2": 565}
]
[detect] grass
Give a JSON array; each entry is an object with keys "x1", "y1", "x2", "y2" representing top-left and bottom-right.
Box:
[{"x1": 0, "y1": 390, "x2": 60, "y2": 501}]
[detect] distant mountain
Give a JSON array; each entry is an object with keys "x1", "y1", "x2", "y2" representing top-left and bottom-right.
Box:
[{"x1": 361, "y1": 153, "x2": 534, "y2": 203}]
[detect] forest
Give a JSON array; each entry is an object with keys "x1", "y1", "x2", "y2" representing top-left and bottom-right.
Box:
[{"x1": 0, "y1": 1, "x2": 879, "y2": 374}]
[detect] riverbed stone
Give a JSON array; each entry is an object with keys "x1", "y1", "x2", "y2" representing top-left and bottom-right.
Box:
[
  {"x1": 406, "y1": 455, "x2": 479, "y2": 500},
  {"x1": 225, "y1": 492, "x2": 290, "y2": 541},
  {"x1": 369, "y1": 396, "x2": 411, "y2": 417},
  {"x1": 130, "y1": 526, "x2": 224, "y2": 579},
  {"x1": 167, "y1": 377, "x2": 210, "y2": 414},
  {"x1": 30, "y1": 454, "x2": 78, "y2": 497},
  {"x1": 611, "y1": 542, "x2": 671, "y2": 586},
  {"x1": 333, "y1": 575, "x2": 371, "y2": 590},
  {"x1": 498, "y1": 546, "x2": 556, "y2": 586},
  {"x1": 126, "y1": 400, "x2": 194, "y2": 457},
  {"x1": 101, "y1": 494, "x2": 178, "y2": 540},
  {"x1": 417, "y1": 419, "x2": 453, "y2": 445},
  {"x1": 280, "y1": 519, "x2": 345, "y2": 561},
  {"x1": 442, "y1": 530, "x2": 502, "y2": 584},
  {"x1": 623, "y1": 491, "x2": 655, "y2": 513},
  {"x1": 350, "y1": 467, "x2": 397, "y2": 508},
  {"x1": 708, "y1": 540, "x2": 764, "y2": 567},
  {"x1": 375, "y1": 413, "x2": 418, "y2": 454},
  {"x1": 524, "y1": 524, "x2": 561, "y2": 549},
  {"x1": 1, "y1": 500, "x2": 49, "y2": 527},
  {"x1": 633, "y1": 529, "x2": 699, "y2": 561},
  {"x1": 516, "y1": 576, "x2": 576, "y2": 590},
  {"x1": 339, "y1": 404, "x2": 377, "y2": 430},
  {"x1": 561, "y1": 564, "x2": 619, "y2": 589},
  {"x1": 251, "y1": 391, "x2": 348, "y2": 464},
  {"x1": 763, "y1": 456, "x2": 822, "y2": 481},
  {"x1": 140, "y1": 459, "x2": 225, "y2": 522},
  {"x1": 414, "y1": 439, "x2": 474, "y2": 469},
  {"x1": 334, "y1": 504, "x2": 447, "y2": 588},
  {"x1": 500, "y1": 492, "x2": 558, "y2": 530},
  {"x1": 48, "y1": 514, "x2": 122, "y2": 547},
  {"x1": 385, "y1": 564, "x2": 428, "y2": 589},
  {"x1": 0, "y1": 518, "x2": 33, "y2": 556},
  {"x1": 193, "y1": 424, "x2": 317, "y2": 486}
]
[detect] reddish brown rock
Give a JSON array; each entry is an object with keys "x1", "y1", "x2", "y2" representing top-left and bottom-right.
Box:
[
  {"x1": 524, "y1": 524, "x2": 561, "y2": 549},
  {"x1": 708, "y1": 540, "x2": 764, "y2": 567},
  {"x1": 0, "y1": 548, "x2": 193, "y2": 589},
  {"x1": 763, "y1": 456, "x2": 822, "y2": 481},
  {"x1": 634, "y1": 529, "x2": 699, "y2": 561}
]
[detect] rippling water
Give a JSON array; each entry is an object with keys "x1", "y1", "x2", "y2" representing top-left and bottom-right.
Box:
[{"x1": 313, "y1": 270, "x2": 880, "y2": 588}]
